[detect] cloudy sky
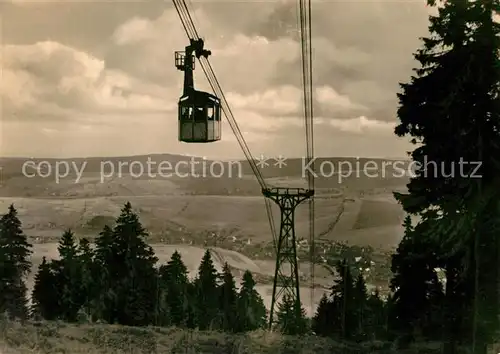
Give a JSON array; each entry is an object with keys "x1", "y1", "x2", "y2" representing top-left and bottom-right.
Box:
[{"x1": 1, "y1": 0, "x2": 432, "y2": 160}]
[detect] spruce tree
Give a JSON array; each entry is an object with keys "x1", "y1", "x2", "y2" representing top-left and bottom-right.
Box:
[
  {"x1": 94, "y1": 225, "x2": 113, "y2": 264},
  {"x1": 442, "y1": 242, "x2": 475, "y2": 352},
  {"x1": 55, "y1": 229, "x2": 83, "y2": 322},
  {"x1": 365, "y1": 289, "x2": 387, "y2": 341},
  {"x1": 425, "y1": 271, "x2": 445, "y2": 341},
  {"x1": 218, "y1": 262, "x2": 238, "y2": 332},
  {"x1": 311, "y1": 293, "x2": 333, "y2": 336},
  {"x1": 193, "y1": 249, "x2": 219, "y2": 330},
  {"x1": 78, "y1": 237, "x2": 95, "y2": 320},
  {"x1": 92, "y1": 225, "x2": 115, "y2": 323},
  {"x1": 275, "y1": 294, "x2": 308, "y2": 335},
  {"x1": 353, "y1": 272, "x2": 368, "y2": 340},
  {"x1": 465, "y1": 3, "x2": 500, "y2": 345},
  {"x1": 390, "y1": 217, "x2": 442, "y2": 345},
  {"x1": 58, "y1": 229, "x2": 78, "y2": 259},
  {"x1": 31, "y1": 257, "x2": 59, "y2": 320},
  {"x1": 184, "y1": 281, "x2": 198, "y2": 329},
  {"x1": 0, "y1": 204, "x2": 32, "y2": 320},
  {"x1": 155, "y1": 267, "x2": 170, "y2": 327},
  {"x1": 236, "y1": 270, "x2": 267, "y2": 332},
  {"x1": 331, "y1": 259, "x2": 355, "y2": 339},
  {"x1": 394, "y1": 0, "x2": 476, "y2": 213},
  {"x1": 393, "y1": 0, "x2": 500, "y2": 352},
  {"x1": 158, "y1": 250, "x2": 190, "y2": 327},
  {"x1": 111, "y1": 202, "x2": 158, "y2": 326}
]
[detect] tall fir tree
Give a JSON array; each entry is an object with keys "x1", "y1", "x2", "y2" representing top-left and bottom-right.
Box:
[
  {"x1": 393, "y1": 0, "x2": 500, "y2": 352},
  {"x1": 389, "y1": 216, "x2": 443, "y2": 344},
  {"x1": 330, "y1": 259, "x2": 356, "y2": 339},
  {"x1": 54, "y1": 229, "x2": 84, "y2": 322},
  {"x1": 31, "y1": 257, "x2": 60, "y2": 320},
  {"x1": 184, "y1": 281, "x2": 198, "y2": 329},
  {"x1": 92, "y1": 225, "x2": 115, "y2": 323},
  {"x1": 111, "y1": 202, "x2": 158, "y2": 326},
  {"x1": 0, "y1": 204, "x2": 32, "y2": 320},
  {"x1": 77, "y1": 237, "x2": 95, "y2": 320},
  {"x1": 218, "y1": 262, "x2": 238, "y2": 332},
  {"x1": 236, "y1": 270, "x2": 267, "y2": 332},
  {"x1": 275, "y1": 294, "x2": 308, "y2": 335},
  {"x1": 466, "y1": 4, "x2": 500, "y2": 349},
  {"x1": 155, "y1": 266, "x2": 170, "y2": 327},
  {"x1": 365, "y1": 289, "x2": 388, "y2": 341},
  {"x1": 353, "y1": 272, "x2": 368, "y2": 341},
  {"x1": 193, "y1": 249, "x2": 219, "y2": 330},
  {"x1": 311, "y1": 293, "x2": 333, "y2": 336},
  {"x1": 158, "y1": 250, "x2": 190, "y2": 327}
]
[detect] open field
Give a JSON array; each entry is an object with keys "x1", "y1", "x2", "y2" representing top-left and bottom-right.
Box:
[
  {"x1": 0, "y1": 194, "x2": 359, "y2": 242},
  {"x1": 0, "y1": 320, "x2": 452, "y2": 354},
  {"x1": 0, "y1": 190, "x2": 405, "y2": 254}
]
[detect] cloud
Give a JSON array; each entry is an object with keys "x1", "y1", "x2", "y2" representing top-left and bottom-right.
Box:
[
  {"x1": 108, "y1": 8, "x2": 300, "y2": 95},
  {"x1": 250, "y1": 1, "x2": 430, "y2": 118},
  {"x1": 0, "y1": 1, "x2": 423, "y2": 158},
  {"x1": 227, "y1": 85, "x2": 301, "y2": 117},
  {"x1": 328, "y1": 116, "x2": 394, "y2": 135},
  {"x1": 1, "y1": 41, "x2": 175, "y2": 122},
  {"x1": 315, "y1": 85, "x2": 366, "y2": 116},
  {"x1": 226, "y1": 84, "x2": 367, "y2": 119},
  {"x1": 107, "y1": 8, "x2": 387, "y2": 129}
]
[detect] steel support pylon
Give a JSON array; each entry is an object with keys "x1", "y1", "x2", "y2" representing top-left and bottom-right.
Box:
[{"x1": 263, "y1": 187, "x2": 314, "y2": 330}]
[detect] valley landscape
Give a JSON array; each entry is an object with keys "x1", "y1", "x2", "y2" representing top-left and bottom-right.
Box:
[{"x1": 0, "y1": 154, "x2": 410, "y2": 316}]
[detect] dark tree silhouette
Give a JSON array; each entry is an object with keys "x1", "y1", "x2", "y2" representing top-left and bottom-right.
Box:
[
  {"x1": 77, "y1": 237, "x2": 95, "y2": 320},
  {"x1": 31, "y1": 257, "x2": 59, "y2": 320},
  {"x1": 236, "y1": 270, "x2": 267, "y2": 332},
  {"x1": 111, "y1": 202, "x2": 158, "y2": 326},
  {"x1": 392, "y1": 0, "x2": 500, "y2": 352},
  {"x1": 330, "y1": 259, "x2": 356, "y2": 339},
  {"x1": 92, "y1": 225, "x2": 115, "y2": 323},
  {"x1": 311, "y1": 293, "x2": 333, "y2": 336},
  {"x1": 193, "y1": 249, "x2": 219, "y2": 330},
  {"x1": 218, "y1": 262, "x2": 238, "y2": 332},
  {"x1": 275, "y1": 294, "x2": 308, "y2": 335},
  {"x1": 158, "y1": 250, "x2": 190, "y2": 327},
  {"x1": 353, "y1": 272, "x2": 368, "y2": 340},
  {"x1": 390, "y1": 216, "x2": 443, "y2": 345},
  {"x1": 0, "y1": 204, "x2": 32, "y2": 320},
  {"x1": 53, "y1": 229, "x2": 83, "y2": 322}
]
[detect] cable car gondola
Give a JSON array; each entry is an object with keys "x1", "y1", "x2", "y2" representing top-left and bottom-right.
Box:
[
  {"x1": 171, "y1": 0, "x2": 316, "y2": 330},
  {"x1": 175, "y1": 38, "x2": 221, "y2": 143}
]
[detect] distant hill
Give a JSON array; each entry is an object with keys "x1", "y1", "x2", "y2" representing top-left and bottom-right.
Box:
[
  {"x1": 0, "y1": 154, "x2": 411, "y2": 197},
  {"x1": 0, "y1": 153, "x2": 409, "y2": 254},
  {"x1": 0, "y1": 153, "x2": 409, "y2": 316}
]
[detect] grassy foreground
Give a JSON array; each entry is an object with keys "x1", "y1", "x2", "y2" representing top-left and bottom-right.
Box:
[{"x1": 0, "y1": 320, "x2": 451, "y2": 354}]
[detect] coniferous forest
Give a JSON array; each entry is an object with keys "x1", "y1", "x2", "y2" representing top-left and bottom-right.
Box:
[
  {"x1": 0, "y1": 197, "x2": 498, "y2": 353},
  {"x1": 1, "y1": 201, "x2": 387, "y2": 339},
  {"x1": 2, "y1": 0, "x2": 500, "y2": 353}
]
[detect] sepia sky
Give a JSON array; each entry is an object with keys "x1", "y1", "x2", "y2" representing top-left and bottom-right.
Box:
[{"x1": 0, "y1": 0, "x2": 432, "y2": 160}]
